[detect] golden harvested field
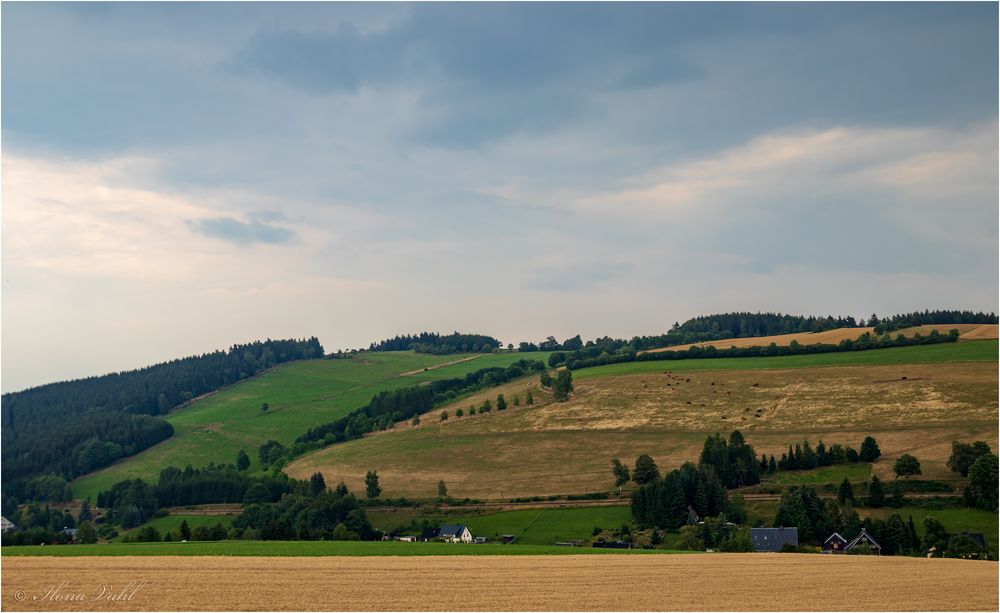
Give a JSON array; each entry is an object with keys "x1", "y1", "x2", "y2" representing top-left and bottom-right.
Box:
[
  {"x1": 3, "y1": 555, "x2": 996, "y2": 611},
  {"x1": 286, "y1": 362, "x2": 997, "y2": 498},
  {"x1": 642, "y1": 324, "x2": 998, "y2": 354}
]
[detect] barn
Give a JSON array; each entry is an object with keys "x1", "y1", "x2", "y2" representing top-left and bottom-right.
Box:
[{"x1": 750, "y1": 527, "x2": 798, "y2": 552}]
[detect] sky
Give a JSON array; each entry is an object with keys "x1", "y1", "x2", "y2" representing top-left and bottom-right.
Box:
[{"x1": 2, "y1": 2, "x2": 997, "y2": 392}]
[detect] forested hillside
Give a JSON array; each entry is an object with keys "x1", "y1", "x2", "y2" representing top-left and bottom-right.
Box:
[
  {"x1": 2, "y1": 337, "x2": 323, "y2": 500},
  {"x1": 368, "y1": 332, "x2": 500, "y2": 354},
  {"x1": 674, "y1": 312, "x2": 860, "y2": 338}
]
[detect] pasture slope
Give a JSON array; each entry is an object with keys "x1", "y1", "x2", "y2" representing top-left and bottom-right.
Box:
[
  {"x1": 71, "y1": 351, "x2": 551, "y2": 502},
  {"x1": 286, "y1": 341, "x2": 998, "y2": 499},
  {"x1": 3, "y1": 554, "x2": 997, "y2": 611}
]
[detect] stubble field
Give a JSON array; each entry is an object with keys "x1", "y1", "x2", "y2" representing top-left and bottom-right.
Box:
[
  {"x1": 3, "y1": 554, "x2": 996, "y2": 611},
  {"x1": 286, "y1": 355, "x2": 997, "y2": 498}
]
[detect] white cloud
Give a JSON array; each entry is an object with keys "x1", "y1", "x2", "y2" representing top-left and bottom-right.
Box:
[{"x1": 567, "y1": 122, "x2": 998, "y2": 228}]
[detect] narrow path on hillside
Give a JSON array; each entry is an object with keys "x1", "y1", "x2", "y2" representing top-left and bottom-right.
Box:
[{"x1": 399, "y1": 355, "x2": 483, "y2": 376}]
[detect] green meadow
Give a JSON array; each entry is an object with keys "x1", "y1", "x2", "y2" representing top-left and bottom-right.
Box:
[
  {"x1": 113, "y1": 514, "x2": 234, "y2": 542},
  {"x1": 369, "y1": 505, "x2": 633, "y2": 545},
  {"x1": 72, "y1": 351, "x2": 550, "y2": 501},
  {"x1": 762, "y1": 462, "x2": 872, "y2": 486},
  {"x1": 574, "y1": 340, "x2": 998, "y2": 379}
]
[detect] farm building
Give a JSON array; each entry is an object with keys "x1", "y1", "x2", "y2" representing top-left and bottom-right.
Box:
[
  {"x1": 592, "y1": 540, "x2": 632, "y2": 549},
  {"x1": 823, "y1": 532, "x2": 848, "y2": 553},
  {"x1": 750, "y1": 527, "x2": 798, "y2": 552},
  {"x1": 1, "y1": 516, "x2": 16, "y2": 533},
  {"x1": 958, "y1": 532, "x2": 987, "y2": 549},
  {"x1": 845, "y1": 528, "x2": 881, "y2": 555},
  {"x1": 438, "y1": 524, "x2": 473, "y2": 543}
]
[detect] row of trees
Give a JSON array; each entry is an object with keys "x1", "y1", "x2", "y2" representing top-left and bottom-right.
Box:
[
  {"x1": 540, "y1": 313, "x2": 874, "y2": 367},
  {"x1": 233, "y1": 487, "x2": 375, "y2": 541},
  {"x1": 115, "y1": 482, "x2": 378, "y2": 543},
  {"x1": 870, "y1": 310, "x2": 997, "y2": 335},
  {"x1": 759, "y1": 436, "x2": 881, "y2": 473},
  {"x1": 95, "y1": 465, "x2": 305, "y2": 528},
  {"x1": 368, "y1": 332, "x2": 500, "y2": 354},
  {"x1": 447, "y1": 389, "x2": 535, "y2": 421},
  {"x1": 124, "y1": 519, "x2": 230, "y2": 543},
  {"x1": 2, "y1": 337, "x2": 324, "y2": 500},
  {"x1": 565, "y1": 328, "x2": 959, "y2": 371}
]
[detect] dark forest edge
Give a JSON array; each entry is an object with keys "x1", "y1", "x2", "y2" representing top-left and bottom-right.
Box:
[
  {"x1": 367, "y1": 332, "x2": 501, "y2": 354},
  {"x1": 1, "y1": 337, "x2": 324, "y2": 499}
]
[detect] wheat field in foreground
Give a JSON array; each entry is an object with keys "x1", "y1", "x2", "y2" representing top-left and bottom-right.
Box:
[{"x1": 3, "y1": 554, "x2": 997, "y2": 611}]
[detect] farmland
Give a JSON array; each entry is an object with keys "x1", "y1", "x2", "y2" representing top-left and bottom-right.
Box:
[
  {"x1": 582, "y1": 339, "x2": 997, "y2": 379},
  {"x1": 71, "y1": 351, "x2": 550, "y2": 502},
  {"x1": 286, "y1": 344, "x2": 997, "y2": 498},
  {"x1": 3, "y1": 554, "x2": 997, "y2": 611},
  {"x1": 643, "y1": 324, "x2": 998, "y2": 353}
]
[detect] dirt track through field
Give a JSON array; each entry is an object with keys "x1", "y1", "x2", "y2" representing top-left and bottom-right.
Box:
[
  {"x1": 398, "y1": 355, "x2": 482, "y2": 376},
  {"x1": 3, "y1": 554, "x2": 997, "y2": 611}
]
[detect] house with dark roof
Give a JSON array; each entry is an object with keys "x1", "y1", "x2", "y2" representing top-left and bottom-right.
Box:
[
  {"x1": 823, "y1": 532, "x2": 848, "y2": 553},
  {"x1": 419, "y1": 527, "x2": 440, "y2": 541},
  {"x1": 845, "y1": 528, "x2": 881, "y2": 555},
  {"x1": 750, "y1": 527, "x2": 798, "y2": 552},
  {"x1": 437, "y1": 524, "x2": 473, "y2": 543},
  {"x1": 958, "y1": 532, "x2": 987, "y2": 549},
  {"x1": 0, "y1": 516, "x2": 16, "y2": 533}
]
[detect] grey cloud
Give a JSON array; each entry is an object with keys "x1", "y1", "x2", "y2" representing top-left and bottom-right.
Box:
[
  {"x1": 187, "y1": 214, "x2": 296, "y2": 246},
  {"x1": 524, "y1": 261, "x2": 634, "y2": 292}
]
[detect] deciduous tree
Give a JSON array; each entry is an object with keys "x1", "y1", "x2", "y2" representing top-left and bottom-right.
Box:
[{"x1": 365, "y1": 470, "x2": 382, "y2": 499}]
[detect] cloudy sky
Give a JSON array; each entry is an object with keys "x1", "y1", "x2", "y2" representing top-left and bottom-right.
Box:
[{"x1": 2, "y1": 2, "x2": 997, "y2": 392}]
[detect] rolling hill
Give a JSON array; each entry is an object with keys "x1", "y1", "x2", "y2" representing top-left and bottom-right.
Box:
[
  {"x1": 285, "y1": 340, "x2": 998, "y2": 499},
  {"x1": 71, "y1": 350, "x2": 551, "y2": 501}
]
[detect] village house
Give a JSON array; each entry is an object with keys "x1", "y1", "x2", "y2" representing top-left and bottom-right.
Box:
[
  {"x1": 437, "y1": 524, "x2": 473, "y2": 543},
  {"x1": 823, "y1": 532, "x2": 848, "y2": 553},
  {"x1": 959, "y1": 532, "x2": 987, "y2": 549},
  {"x1": 845, "y1": 528, "x2": 881, "y2": 555},
  {"x1": 750, "y1": 527, "x2": 798, "y2": 552},
  {"x1": 1, "y1": 516, "x2": 16, "y2": 533}
]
